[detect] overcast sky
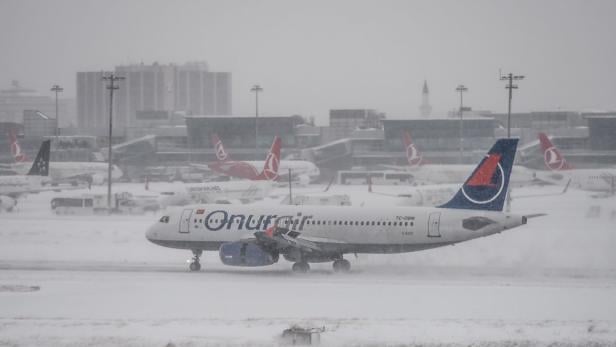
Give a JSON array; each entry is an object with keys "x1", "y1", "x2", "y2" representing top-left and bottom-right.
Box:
[{"x1": 1, "y1": 0, "x2": 615, "y2": 123}]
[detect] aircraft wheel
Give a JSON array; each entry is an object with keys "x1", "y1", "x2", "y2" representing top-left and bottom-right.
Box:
[
  {"x1": 189, "y1": 261, "x2": 201, "y2": 271},
  {"x1": 333, "y1": 259, "x2": 351, "y2": 273},
  {"x1": 292, "y1": 262, "x2": 310, "y2": 273}
]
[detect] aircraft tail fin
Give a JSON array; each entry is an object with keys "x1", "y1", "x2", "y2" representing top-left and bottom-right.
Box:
[
  {"x1": 402, "y1": 131, "x2": 423, "y2": 167},
  {"x1": 257, "y1": 136, "x2": 281, "y2": 181},
  {"x1": 27, "y1": 140, "x2": 50, "y2": 176},
  {"x1": 438, "y1": 138, "x2": 518, "y2": 211},
  {"x1": 8, "y1": 130, "x2": 28, "y2": 163},
  {"x1": 211, "y1": 133, "x2": 229, "y2": 161},
  {"x1": 538, "y1": 132, "x2": 573, "y2": 170}
]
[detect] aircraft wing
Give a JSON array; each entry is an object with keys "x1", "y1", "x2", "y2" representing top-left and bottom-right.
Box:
[
  {"x1": 189, "y1": 163, "x2": 213, "y2": 173},
  {"x1": 253, "y1": 228, "x2": 347, "y2": 255}
]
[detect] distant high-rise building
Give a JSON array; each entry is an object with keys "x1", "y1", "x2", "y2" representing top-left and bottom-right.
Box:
[
  {"x1": 115, "y1": 63, "x2": 175, "y2": 128},
  {"x1": 77, "y1": 71, "x2": 111, "y2": 130},
  {"x1": 174, "y1": 62, "x2": 232, "y2": 115},
  {"x1": 419, "y1": 80, "x2": 432, "y2": 117},
  {"x1": 76, "y1": 62, "x2": 232, "y2": 133}
]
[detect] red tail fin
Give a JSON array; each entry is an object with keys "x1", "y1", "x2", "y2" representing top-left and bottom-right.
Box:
[
  {"x1": 8, "y1": 130, "x2": 28, "y2": 163},
  {"x1": 257, "y1": 136, "x2": 281, "y2": 181},
  {"x1": 538, "y1": 133, "x2": 572, "y2": 170},
  {"x1": 402, "y1": 131, "x2": 423, "y2": 167},
  {"x1": 211, "y1": 133, "x2": 229, "y2": 161}
]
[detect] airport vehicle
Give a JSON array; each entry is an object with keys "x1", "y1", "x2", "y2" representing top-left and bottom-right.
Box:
[
  {"x1": 52, "y1": 192, "x2": 160, "y2": 215},
  {"x1": 0, "y1": 140, "x2": 51, "y2": 211},
  {"x1": 146, "y1": 138, "x2": 539, "y2": 273},
  {"x1": 535, "y1": 133, "x2": 616, "y2": 194},
  {"x1": 192, "y1": 134, "x2": 320, "y2": 183},
  {"x1": 385, "y1": 132, "x2": 535, "y2": 186},
  {"x1": 2, "y1": 132, "x2": 122, "y2": 184}
]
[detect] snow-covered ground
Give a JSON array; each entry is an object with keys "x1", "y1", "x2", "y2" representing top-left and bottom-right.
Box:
[{"x1": 1, "y1": 182, "x2": 615, "y2": 346}]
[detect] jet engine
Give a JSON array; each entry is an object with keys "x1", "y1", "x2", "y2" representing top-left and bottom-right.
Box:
[
  {"x1": 0, "y1": 196, "x2": 17, "y2": 212},
  {"x1": 219, "y1": 241, "x2": 278, "y2": 266}
]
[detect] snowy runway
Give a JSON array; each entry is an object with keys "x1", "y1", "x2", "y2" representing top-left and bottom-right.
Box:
[{"x1": 1, "y1": 184, "x2": 615, "y2": 345}]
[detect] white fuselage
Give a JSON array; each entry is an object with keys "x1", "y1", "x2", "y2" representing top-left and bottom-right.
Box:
[
  {"x1": 158, "y1": 181, "x2": 274, "y2": 207},
  {"x1": 407, "y1": 165, "x2": 534, "y2": 186},
  {"x1": 146, "y1": 204, "x2": 526, "y2": 254},
  {"x1": 244, "y1": 160, "x2": 320, "y2": 182},
  {"x1": 0, "y1": 175, "x2": 47, "y2": 196},
  {"x1": 9, "y1": 161, "x2": 122, "y2": 183},
  {"x1": 535, "y1": 168, "x2": 616, "y2": 192}
]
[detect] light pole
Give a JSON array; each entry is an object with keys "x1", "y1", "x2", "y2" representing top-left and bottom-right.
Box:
[
  {"x1": 102, "y1": 73, "x2": 125, "y2": 212},
  {"x1": 500, "y1": 73, "x2": 524, "y2": 138},
  {"x1": 456, "y1": 84, "x2": 468, "y2": 164},
  {"x1": 50, "y1": 84, "x2": 63, "y2": 138},
  {"x1": 250, "y1": 84, "x2": 263, "y2": 160}
]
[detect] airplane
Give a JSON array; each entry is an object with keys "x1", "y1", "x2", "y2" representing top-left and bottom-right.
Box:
[
  {"x1": 534, "y1": 132, "x2": 616, "y2": 194},
  {"x1": 157, "y1": 180, "x2": 275, "y2": 207},
  {"x1": 1, "y1": 131, "x2": 123, "y2": 185},
  {"x1": 0, "y1": 140, "x2": 51, "y2": 211},
  {"x1": 191, "y1": 134, "x2": 320, "y2": 183},
  {"x1": 146, "y1": 138, "x2": 540, "y2": 273},
  {"x1": 383, "y1": 131, "x2": 536, "y2": 186}
]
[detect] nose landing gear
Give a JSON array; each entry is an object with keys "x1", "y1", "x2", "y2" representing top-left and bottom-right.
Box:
[{"x1": 189, "y1": 249, "x2": 202, "y2": 271}]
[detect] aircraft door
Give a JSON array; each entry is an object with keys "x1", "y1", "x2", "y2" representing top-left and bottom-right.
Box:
[
  {"x1": 179, "y1": 209, "x2": 192, "y2": 233},
  {"x1": 427, "y1": 212, "x2": 441, "y2": 237}
]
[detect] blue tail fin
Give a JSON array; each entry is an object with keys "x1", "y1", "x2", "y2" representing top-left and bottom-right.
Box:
[
  {"x1": 438, "y1": 138, "x2": 518, "y2": 211},
  {"x1": 27, "y1": 140, "x2": 50, "y2": 176}
]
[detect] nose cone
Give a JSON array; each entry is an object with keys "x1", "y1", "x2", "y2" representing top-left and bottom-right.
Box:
[{"x1": 145, "y1": 224, "x2": 158, "y2": 243}]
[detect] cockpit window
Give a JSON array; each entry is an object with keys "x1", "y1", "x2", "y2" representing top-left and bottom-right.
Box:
[{"x1": 159, "y1": 216, "x2": 170, "y2": 223}]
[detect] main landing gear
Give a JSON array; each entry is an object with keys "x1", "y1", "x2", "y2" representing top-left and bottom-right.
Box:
[
  {"x1": 332, "y1": 259, "x2": 351, "y2": 273},
  {"x1": 189, "y1": 249, "x2": 202, "y2": 271},
  {"x1": 292, "y1": 262, "x2": 310, "y2": 273},
  {"x1": 291, "y1": 259, "x2": 351, "y2": 273}
]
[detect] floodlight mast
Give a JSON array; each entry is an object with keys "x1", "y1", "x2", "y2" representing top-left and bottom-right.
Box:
[
  {"x1": 456, "y1": 84, "x2": 468, "y2": 163},
  {"x1": 250, "y1": 84, "x2": 263, "y2": 160},
  {"x1": 50, "y1": 84, "x2": 64, "y2": 138},
  {"x1": 102, "y1": 73, "x2": 125, "y2": 213},
  {"x1": 500, "y1": 73, "x2": 524, "y2": 138}
]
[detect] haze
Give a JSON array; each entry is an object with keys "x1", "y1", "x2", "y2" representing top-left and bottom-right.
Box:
[{"x1": 1, "y1": 0, "x2": 615, "y2": 123}]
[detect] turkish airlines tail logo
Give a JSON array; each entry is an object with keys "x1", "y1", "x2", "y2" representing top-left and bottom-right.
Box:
[
  {"x1": 211, "y1": 134, "x2": 229, "y2": 161},
  {"x1": 538, "y1": 133, "x2": 572, "y2": 171},
  {"x1": 8, "y1": 130, "x2": 28, "y2": 163},
  {"x1": 403, "y1": 131, "x2": 423, "y2": 167},
  {"x1": 259, "y1": 136, "x2": 281, "y2": 181}
]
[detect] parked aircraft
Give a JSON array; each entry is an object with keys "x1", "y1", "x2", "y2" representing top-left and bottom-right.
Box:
[
  {"x1": 146, "y1": 138, "x2": 540, "y2": 273},
  {"x1": 535, "y1": 133, "x2": 616, "y2": 194},
  {"x1": 0, "y1": 140, "x2": 51, "y2": 211},
  {"x1": 158, "y1": 181, "x2": 275, "y2": 207},
  {"x1": 1, "y1": 132, "x2": 122, "y2": 184},
  {"x1": 192, "y1": 134, "x2": 320, "y2": 183},
  {"x1": 384, "y1": 131, "x2": 535, "y2": 186}
]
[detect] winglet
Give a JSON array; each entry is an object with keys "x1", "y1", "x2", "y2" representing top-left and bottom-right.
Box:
[
  {"x1": 27, "y1": 140, "x2": 50, "y2": 176},
  {"x1": 402, "y1": 131, "x2": 423, "y2": 167},
  {"x1": 211, "y1": 133, "x2": 229, "y2": 161},
  {"x1": 538, "y1": 133, "x2": 573, "y2": 170},
  {"x1": 438, "y1": 138, "x2": 518, "y2": 211},
  {"x1": 257, "y1": 136, "x2": 281, "y2": 181}
]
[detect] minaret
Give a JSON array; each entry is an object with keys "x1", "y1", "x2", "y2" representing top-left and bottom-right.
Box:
[{"x1": 419, "y1": 80, "x2": 432, "y2": 117}]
